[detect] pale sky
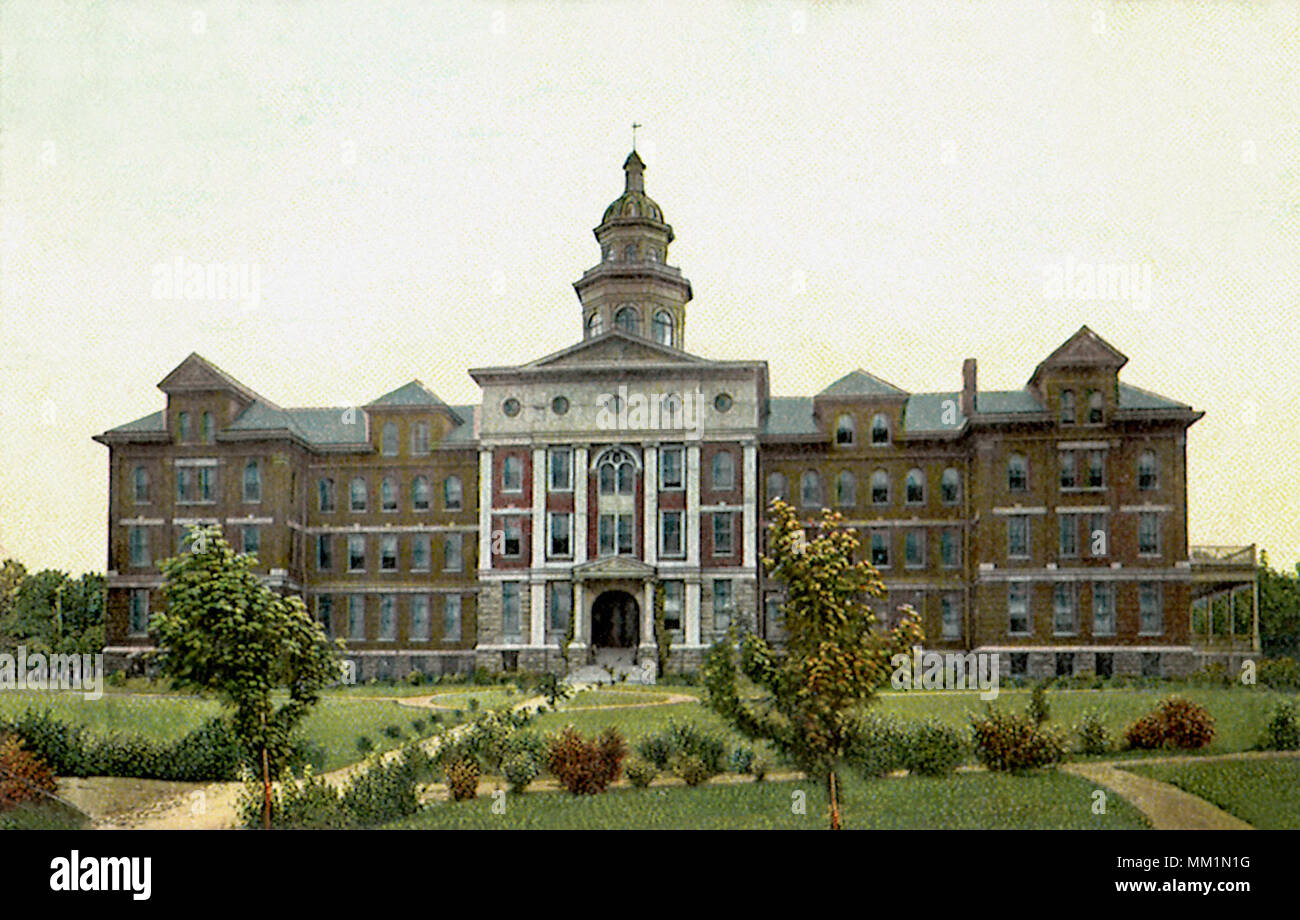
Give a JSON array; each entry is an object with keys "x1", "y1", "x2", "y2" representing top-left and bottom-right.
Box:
[{"x1": 1, "y1": 0, "x2": 1297, "y2": 575}]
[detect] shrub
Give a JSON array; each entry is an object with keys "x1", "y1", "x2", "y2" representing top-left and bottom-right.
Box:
[
  {"x1": 625, "y1": 757, "x2": 657, "y2": 789},
  {"x1": 1124, "y1": 696, "x2": 1215, "y2": 750},
  {"x1": 382, "y1": 725, "x2": 403, "y2": 740},
  {"x1": 969, "y1": 707, "x2": 1066, "y2": 772},
  {"x1": 1028, "y1": 681, "x2": 1051, "y2": 726},
  {"x1": 672, "y1": 753, "x2": 712, "y2": 787},
  {"x1": 238, "y1": 766, "x2": 348, "y2": 829},
  {"x1": 1258, "y1": 701, "x2": 1300, "y2": 751},
  {"x1": 636, "y1": 720, "x2": 726, "y2": 778},
  {"x1": 446, "y1": 759, "x2": 480, "y2": 801},
  {"x1": 1259, "y1": 657, "x2": 1300, "y2": 692},
  {"x1": 546, "y1": 726, "x2": 626, "y2": 795},
  {"x1": 901, "y1": 721, "x2": 966, "y2": 777},
  {"x1": 356, "y1": 736, "x2": 374, "y2": 754},
  {"x1": 728, "y1": 745, "x2": 755, "y2": 775},
  {"x1": 406, "y1": 670, "x2": 425, "y2": 687},
  {"x1": 341, "y1": 753, "x2": 423, "y2": 826},
  {"x1": 0, "y1": 735, "x2": 57, "y2": 811},
  {"x1": 750, "y1": 757, "x2": 768, "y2": 782},
  {"x1": 502, "y1": 751, "x2": 541, "y2": 794},
  {"x1": 411, "y1": 718, "x2": 427, "y2": 735},
  {"x1": 848, "y1": 713, "x2": 909, "y2": 779},
  {"x1": 636, "y1": 733, "x2": 675, "y2": 770},
  {"x1": 1074, "y1": 710, "x2": 1112, "y2": 755}
]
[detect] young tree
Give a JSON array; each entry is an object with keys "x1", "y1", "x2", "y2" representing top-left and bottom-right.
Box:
[
  {"x1": 702, "y1": 499, "x2": 923, "y2": 829},
  {"x1": 1258, "y1": 550, "x2": 1300, "y2": 658},
  {"x1": 153, "y1": 526, "x2": 342, "y2": 829}
]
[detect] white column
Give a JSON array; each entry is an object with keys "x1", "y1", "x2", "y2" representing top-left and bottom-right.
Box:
[
  {"x1": 574, "y1": 445, "x2": 589, "y2": 564},
  {"x1": 685, "y1": 579, "x2": 701, "y2": 646},
  {"x1": 686, "y1": 444, "x2": 700, "y2": 566},
  {"x1": 643, "y1": 446, "x2": 658, "y2": 564},
  {"x1": 531, "y1": 447, "x2": 546, "y2": 569},
  {"x1": 641, "y1": 579, "x2": 656, "y2": 651},
  {"x1": 478, "y1": 450, "x2": 493, "y2": 571},
  {"x1": 742, "y1": 442, "x2": 757, "y2": 569},
  {"x1": 530, "y1": 582, "x2": 546, "y2": 646},
  {"x1": 572, "y1": 581, "x2": 586, "y2": 647}
]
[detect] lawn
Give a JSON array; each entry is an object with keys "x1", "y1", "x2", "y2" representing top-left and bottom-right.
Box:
[
  {"x1": 387, "y1": 770, "x2": 1149, "y2": 830},
  {"x1": 0, "y1": 799, "x2": 90, "y2": 830},
  {"x1": 1122, "y1": 758, "x2": 1300, "y2": 830}
]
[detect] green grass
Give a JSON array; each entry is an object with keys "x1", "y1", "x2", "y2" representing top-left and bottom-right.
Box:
[
  {"x1": 562, "y1": 688, "x2": 673, "y2": 709},
  {"x1": 1122, "y1": 758, "x2": 1300, "y2": 829},
  {"x1": 0, "y1": 799, "x2": 91, "y2": 830},
  {"x1": 389, "y1": 770, "x2": 1148, "y2": 830}
]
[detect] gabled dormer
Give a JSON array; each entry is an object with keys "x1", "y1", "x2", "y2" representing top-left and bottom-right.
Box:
[
  {"x1": 157, "y1": 353, "x2": 269, "y2": 445},
  {"x1": 813, "y1": 369, "x2": 910, "y2": 447},
  {"x1": 364, "y1": 380, "x2": 465, "y2": 456},
  {"x1": 1028, "y1": 326, "x2": 1128, "y2": 428}
]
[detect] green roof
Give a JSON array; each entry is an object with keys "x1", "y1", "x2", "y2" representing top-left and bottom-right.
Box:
[
  {"x1": 818, "y1": 369, "x2": 908, "y2": 398},
  {"x1": 763, "y1": 397, "x2": 816, "y2": 436},
  {"x1": 903, "y1": 392, "x2": 966, "y2": 433},
  {"x1": 976, "y1": 390, "x2": 1045, "y2": 415},
  {"x1": 1117, "y1": 382, "x2": 1189, "y2": 411},
  {"x1": 104, "y1": 410, "x2": 166, "y2": 434}
]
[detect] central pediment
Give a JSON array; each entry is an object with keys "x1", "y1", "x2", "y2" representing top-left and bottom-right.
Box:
[
  {"x1": 529, "y1": 331, "x2": 708, "y2": 368},
  {"x1": 572, "y1": 555, "x2": 657, "y2": 582}
]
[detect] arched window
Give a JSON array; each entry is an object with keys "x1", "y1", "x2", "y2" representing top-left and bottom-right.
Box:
[
  {"x1": 871, "y1": 469, "x2": 890, "y2": 505},
  {"x1": 1059, "y1": 389, "x2": 1076, "y2": 425},
  {"x1": 177, "y1": 411, "x2": 192, "y2": 442},
  {"x1": 597, "y1": 449, "x2": 635, "y2": 495},
  {"x1": 412, "y1": 476, "x2": 430, "y2": 511},
  {"x1": 1088, "y1": 390, "x2": 1104, "y2": 424},
  {"x1": 133, "y1": 465, "x2": 150, "y2": 503},
  {"x1": 905, "y1": 468, "x2": 925, "y2": 504},
  {"x1": 661, "y1": 393, "x2": 682, "y2": 428},
  {"x1": 615, "y1": 305, "x2": 640, "y2": 335},
  {"x1": 836, "y1": 470, "x2": 857, "y2": 507},
  {"x1": 800, "y1": 471, "x2": 822, "y2": 508},
  {"x1": 381, "y1": 422, "x2": 398, "y2": 456},
  {"x1": 600, "y1": 243, "x2": 612, "y2": 261},
  {"x1": 711, "y1": 451, "x2": 734, "y2": 491},
  {"x1": 243, "y1": 459, "x2": 261, "y2": 502},
  {"x1": 318, "y1": 478, "x2": 335, "y2": 512},
  {"x1": 940, "y1": 467, "x2": 961, "y2": 504},
  {"x1": 1060, "y1": 451, "x2": 1077, "y2": 488},
  {"x1": 871, "y1": 413, "x2": 890, "y2": 445},
  {"x1": 1007, "y1": 454, "x2": 1028, "y2": 491},
  {"x1": 201, "y1": 411, "x2": 214, "y2": 443},
  {"x1": 381, "y1": 477, "x2": 397, "y2": 511},
  {"x1": 835, "y1": 414, "x2": 855, "y2": 445},
  {"x1": 1138, "y1": 450, "x2": 1158, "y2": 491},
  {"x1": 586, "y1": 312, "x2": 603, "y2": 337},
  {"x1": 623, "y1": 243, "x2": 637, "y2": 260},
  {"x1": 766, "y1": 472, "x2": 787, "y2": 503},
  {"x1": 652, "y1": 310, "x2": 674, "y2": 346},
  {"x1": 443, "y1": 475, "x2": 463, "y2": 510},
  {"x1": 350, "y1": 477, "x2": 367, "y2": 512}
]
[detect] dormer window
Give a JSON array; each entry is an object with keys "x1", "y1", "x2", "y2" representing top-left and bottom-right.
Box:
[
  {"x1": 178, "y1": 411, "x2": 192, "y2": 442},
  {"x1": 411, "y1": 421, "x2": 431, "y2": 455},
  {"x1": 1059, "y1": 389, "x2": 1075, "y2": 425},
  {"x1": 835, "y1": 414, "x2": 855, "y2": 445},
  {"x1": 201, "y1": 411, "x2": 214, "y2": 444},
  {"x1": 871, "y1": 413, "x2": 890, "y2": 445},
  {"x1": 381, "y1": 422, "x2": 399, "y2": 456},
  {"x1": 1087, "y1": 390, "x2": 1104, "y2": 424}
]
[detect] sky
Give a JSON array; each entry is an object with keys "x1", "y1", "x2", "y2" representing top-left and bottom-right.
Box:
[{"x1": 1, "y1": 0, "x2": 1297, "y2": 575}]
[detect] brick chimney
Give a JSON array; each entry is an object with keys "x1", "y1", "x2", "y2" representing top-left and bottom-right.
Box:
[{"x1": 961, "y1": 358, "x2": 977, "y2": 418}]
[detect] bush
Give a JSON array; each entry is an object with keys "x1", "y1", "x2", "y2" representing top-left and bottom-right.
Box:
[
  {"x1": 1124, "y1": 696, "x2": 1215, "y2": 750},
  {"x1": 625, "y1": 757, "x2": 658, "y2": 789},
  {"x1": 728, "y1": 746, "x2": 755, "y2": 775},
  {"x1": 1028, "y1": 682, "x2": 1051, "y2": 726},
  {"x1": 238, "y1": 767, "x2": 348, "y2": 830},
  {"x1": 502, "y1": 751, "x2": 541, "y2": 794},
  {"x1": 969, "y1": 707, "x2": 1066, "y2": 772},
  {"x1": 901, "y1": 721, "x2": 966, "y2": 777},
  {"x1": 340, "y1": 752, "x2": 423, "y2": 826},
  {"x1": 356, "y1": 736, "x2": 374, "y2": 754},
  {"x1": 636, "y1": 733, "x2": 675, "y2": 770},
  {"x1": 381, "y1": 725, "x2": 403, "y2": 740},
  {"x1": 1259, "y1": 657, "x2": 1300, "y2": 692},
  {"x1": 750, "y1": 757, "x2": 768, "y2": 782},
  {"x1": 0, "y1": 735, "x2": 57, "y2": 811},
  {"x1": 636, "y1": 720, "x2": 726, "y2": 778},
  {"x1": 672, "y1": 753, "x2": 712, "y2": 787},
  {"x1": 1257, "y1": 701, "x2": 1300, "y2": 751},
  {"x1": 446, "y1": 759, "x2": 480, "y2": 801},
  {"x1": 546, "y1": 726, "x2": 626, "y2": 795},
  {"x1": 1074, "y1": 710, "x2": 1112, "y2": 755},
  {"x1": 848, "y1": 713, "x2": 910, "y2": 779},
  {"x1": 406, "y1": 670, "x2": 425, "y2": 687}
]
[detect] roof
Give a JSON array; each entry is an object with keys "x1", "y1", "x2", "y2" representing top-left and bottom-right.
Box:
[
  {"x1": 101, "y1": 410, "x2": 166, "y2": 435},
  {"x1": 763, "y1": 397, "x2": 816, "y2": 436},
  {"x1": 975, "y1": 389, "x2": 1045, "y2": 415},
  {"x1": 365, "y1": 380, "x2": 464, "y2": 423},
  {"x1": 818, "y1": 369, "x2": 909, "y2": 398},
  {"x1": 902, "y1": 392, "x2": 965, "y2": 433},
  {"x1": 1117, "y1": 382, "x2": 1191, "y2": 411}
]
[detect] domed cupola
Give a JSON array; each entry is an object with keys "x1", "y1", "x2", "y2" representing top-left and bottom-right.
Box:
[{"x1": 573, "y1": 150, "x2": 693, "y2": 349}]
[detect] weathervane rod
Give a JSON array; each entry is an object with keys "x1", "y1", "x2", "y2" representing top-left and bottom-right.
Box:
[{"x1": 632, "y1": 121, "x2": 641, "y2": 150}]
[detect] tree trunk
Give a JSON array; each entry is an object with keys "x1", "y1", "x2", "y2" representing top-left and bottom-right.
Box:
[{"x1": 828, "y1": 770, "x2": 841, "y2": 830}]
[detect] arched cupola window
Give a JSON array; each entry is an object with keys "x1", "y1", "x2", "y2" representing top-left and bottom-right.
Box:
[
  {"x1": 615, "y1": 305, "x2": 640, "y2": 335},
  {"x1": 652, "y1": 310, "x2": 675, "y2": 346}
]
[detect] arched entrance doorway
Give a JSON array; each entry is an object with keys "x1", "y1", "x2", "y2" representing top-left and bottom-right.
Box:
[{"x1": 590, "y1": 590, "x2": 640, "y2": 664}]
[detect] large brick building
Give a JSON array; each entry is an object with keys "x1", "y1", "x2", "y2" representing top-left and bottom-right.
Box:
[{"x1": 95, "y1": 151, "x2": 1247, "y2": 680}]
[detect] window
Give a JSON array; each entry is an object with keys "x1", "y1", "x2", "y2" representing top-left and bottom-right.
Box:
[
  {"x1": 904, "y1": 529, "x2": 925, "y2": 568},
  {"x1": 586, "y1": 312, "x2": 603, "y2": 337},
  {"x1": 1055, "y1": 652, "x2": 1074, "y2": 678},
  {"x1": 1008, "y1": 582, "x2": 1030, "y2": 635},
  {"x1": 836, "y1": 470, "x2": 856, "y2": 507},
  {"x1": 614, "y1": 305, "x2": 640, "y2": 334},
  {"x1": 379, "y1": 595, "x2": 397, "y2": 640},
  {"x1": 549, "y1": 512, "x2": 572, "y2": 557},
  {"x1": 348, "y1": 595, "x2": 366, "y2": 640},
  {"x1": 411, "y1": 596, "x2": 431, "y2": 641},
  {"x1": 1087, "y1": 390, "x2": 1104, "y2": 424},
  {"x1": 871, "y1": 469, "x2": 889, "y2": 505},
  {"x1": 711, "y1": 451, "x2": 734, "y2": 491},
  {"x1": 941, "y1": 529, "x2": 961, "y2": 568},
  {"x1": 381, "y1": 477, "x2": 398, "y2": 512},
  {"x1": 350, "y1": 477, "x2": 367, "y2": 512},
  {"x1": 1138, "y1": 512, "x2": 1160, "y2": 556},
  {"x1": 871, "y1": 413, "x2": 890, "y2": 445},
  {"x1": 381, "y1": 422, "x2": 398, "y2": 456},
  {"x1": 1141, "y1": 652, "x2": 1161, "y2": 678},
  {"x1": 835, "y1": 414, "x2": 855, "y2": 445},
  {"x1": 501, "y1": 518, "x2": 523, "y2": 557},
  {"x1": 1092, "y1": 583, "x2": 1115, "y2": 636},
  {"x1": 552, "y1": 395, "x2": 569, "y2": 416},
  {"x1": 1059, "y1": 452, "x2": 1076, "y2": 489},
  {"x1": 652, "y1": 310, "x2": 674, "y2": 346},
  {"x1": 1059, "y1": 513, "x2": 1078, "y2": 557},
  {"x1": 549, "y1": 582, "x2": 572, "y2": 632},
  {"x1": 502, "y1": 456, "x2": 523, "y2": 492},
  {"x1": 443, "y1": 533, "x2": 463, "y2": 571},
  {"x1": 549, "y1": 448, "x2": 573, "y2": 491},
  {"x1": 201, "y1": 411, "x2": 214, "y2": 443},
  {"x1": 713, "y1": 513, "x2": 734, "y2": 556},
  {"x1": 905, "y1": 468, "x2": 925, "y2": 505},
  {"x1": 1053, "y1": 583, "x2": 1076, "y2": 635},
  {"x1": 243, "y1": 460, "x2": 261, "y2": 502},
  {"x1": 1009, "y1": 652, "x2": 1029, "y2": 677},
  {"x1": 1059, "y1": 389, "x2": 1076, "y2": 425},
  {"x1": 1007, "y1": 515, "x2": 1029, "y2": 558},
  {"x1": 766, "y1": 472, "x2": 787, "y2": 502},
  {"x1": 1087, "y1": 451, "x2": 1105, "y2": 488},
  {"x1": 658, "y1": 447, "x2": 682, "y2": 490},
  {"x1": 242, "y1": 525, "x2": 260, "y2": 557},
  {"x1": 348, "y1": 534, "x2": 366, "y2": 571},
  {"x1": 317, "y1": 534, "x2": 332, "y2": 571},
  {"x1": 411, "y1": 422, "x2": 431, "y2": 456},
  {"x1": 412, "y1": 535, "x2": 431, "y2": 571},
  {"x1": 128, "y1": 589, "x2": 149, "y2": 636},
  {"x1": 598, "y1": 448, "x2": 637, "y2": 494},
  {"x1": 129, "y1": 527, "x2": 149, "y2": 568},
  {"x1": 940, "y1": 468, "x2": 961, "y2": 505},
  {"x1": 1095, "y1": 652, "x2": 1114, "y2": 678},
  {"x1": 622, "y1": 243, "x2": 636, "y2": 260},
  {"x1": 663, "y1": 581, "x2": 684, "y2": 632},
  {"x1": 410, "y1": 476, "x2": 430, "y2": 511},
  {"x1": 870, "y1": 530, "x2": 890, "y2": 567},
  {"x1": 800, "y1": 471, "x2": 822, "y2": 508},
  {"x1": 1139, "y1": 583, "x2": 1163, "y2": 634},
  {"x1": 941, "y1": 594, "x2": 962, "y2": 640},
  {"x1": 764, "y1": 595, "x2": 784, "y2": 640},
  {"x1": 317, "y1": 595, "x2": 333, "y2": 638},
  {"x1": 178, "y1": 411, "x2": 192, "y2": 442},
  {"x1": 1138, "y1": 450, "x2": 1158, "y2": 490},
  {"x1": 197, "y1": 467, "x2": 215, "y2": 502},
  {"x1": 444, "y1": 595, "x2": 463, "y2": 641},
  {"x1": 660, "y1": 510, "x2": 684, "y2": 557},
  {"x1": 502, "y1": 583, "x2": 522, "y2": 641},
  {"x1": 318, "y1": 478, "x2": 336, "y2": 512},
  {"x1": 132, "y1": 465, "x2": 150, "y2": 503},
  {"x1": 1007, "y1": 453, "x2": 1028, "y2": 491},
  {"x1": 712, "y1": 580, "x2": 734, "y2": 631},
  {"x1": 599, "y1": 513, "x2": 634, "y2": 556},
  {"x1": 444, "y1": 475, "x2": 463, "y2": 510},
  {"x1": 1089, "y1": 513, "x2": 1108, "y2": 557},
  {"x1": 661, "y1": 394, "x2": 682, "y2": 429}
]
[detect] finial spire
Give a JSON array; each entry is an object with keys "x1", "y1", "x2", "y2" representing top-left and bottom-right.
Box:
[{"x1": 631, "y1": 121, "x2": 641, "y2": 150}]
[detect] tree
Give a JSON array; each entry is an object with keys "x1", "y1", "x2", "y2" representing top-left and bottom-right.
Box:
[
  {"x1": 153, "y1": 526, "x2": 342, "y2": 829},
  {"x1": 702, "y1": 499, "x2": 923, "y2": 829},
  {"x1": 0, "y1": 567, "x2": 104, "y2": 655},
  {"x1": 1258, "y1": 550, "x2": 1300, "y2": 658}
]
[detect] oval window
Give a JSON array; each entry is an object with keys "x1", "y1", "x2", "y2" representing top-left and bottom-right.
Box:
[{"x1": 502, "y1": 398, "x2": 521, "y2": 417}]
